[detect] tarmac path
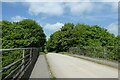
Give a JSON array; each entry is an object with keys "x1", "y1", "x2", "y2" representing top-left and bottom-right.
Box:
[
  {"x1": 47, "y1": 53, "x2": 118, "y2": 78},
  {"x1": 30, "y1": 55, "x2": 50, "y2": 78}
]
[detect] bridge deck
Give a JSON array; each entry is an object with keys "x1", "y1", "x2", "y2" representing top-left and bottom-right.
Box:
[
  {"x1": 30, "y1": 53, "x2": 118, "y2": 78},
  {"x1": 30, "y1": 55, "x2": 50, "y2": 78},
  {"x1": 47, "y1": 53, "x2": 118, "y2": 78}
]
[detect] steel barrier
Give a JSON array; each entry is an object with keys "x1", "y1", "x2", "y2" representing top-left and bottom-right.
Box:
[{"x1": 0, "y1": 48, "x2": 39, "y2": 80}]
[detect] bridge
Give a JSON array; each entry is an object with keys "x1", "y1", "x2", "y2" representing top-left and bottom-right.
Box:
[{"x1": 0, "y1": 48, "x2": 119, "y2": 80}]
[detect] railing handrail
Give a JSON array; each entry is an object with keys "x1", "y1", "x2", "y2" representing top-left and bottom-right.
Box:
[
  {"x1": 1, "y1": 47, "x2": 39, "y2": 79},
  {"x1": 70, "y1": 46, "x2": 119, "y2": 48},
  {"x1": 0, "y1": 47, "x2": 38, "y2": 52}
]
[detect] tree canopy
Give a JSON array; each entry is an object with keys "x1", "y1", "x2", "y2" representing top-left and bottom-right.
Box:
[
  {"x1": 1, "y1": 19, "x2": 46, "y2": 78},
  {"x1": 46, "y1": 23, "x2": 117, "y2": 52},
  {"x1": 1, "y1": 19, "x2": 46, "y2": 51}
]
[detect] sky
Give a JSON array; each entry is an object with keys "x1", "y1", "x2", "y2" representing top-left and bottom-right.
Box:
[{"x1": 1, "y1": 0, "x2": 119, "y2": 39}]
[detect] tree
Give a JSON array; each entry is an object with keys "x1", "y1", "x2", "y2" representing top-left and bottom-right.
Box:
[
  {"x1": 1, "y1": 19, "x2": 46, "y2": 78},
  {"x1": 2, "y1": 19, "x2": 46, "y2": 50},
  {"x1": 46, "y1": 23, "x2": 117, "y2": 52}
]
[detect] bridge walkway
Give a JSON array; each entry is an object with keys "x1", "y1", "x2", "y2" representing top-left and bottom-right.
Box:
[{"x1": 30, "y1": 55, "x2": 50, "y2": 78}]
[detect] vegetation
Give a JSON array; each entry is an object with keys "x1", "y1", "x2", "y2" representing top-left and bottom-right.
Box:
[
  {"x1": 46, "y1": 23, "x2": 118, "y2": 61},
  {"x1": 69, "y1": 46, "x2": 118, "y2": 61},
  {"x1": 0, "y1": 20, "x2": 119, "y2": 78},
  {"x1": 58, "y1": 52, "x2": 70, "y2": 55},
  {"x1": 1, "y1": 19, "x2": 46, "y2": 78},
  {"x1": 2, "y1": 19, "x2": 46, "y2": 50}
]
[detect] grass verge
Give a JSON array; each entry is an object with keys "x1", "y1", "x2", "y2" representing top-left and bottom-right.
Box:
[{"x1": 58, "y1": 52, "x2": 70, "y2": 55}]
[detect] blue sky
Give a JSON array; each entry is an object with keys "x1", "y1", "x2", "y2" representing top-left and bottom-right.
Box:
[{"x1": 2, "y1": 1, "x2": 118, "y2": 39}]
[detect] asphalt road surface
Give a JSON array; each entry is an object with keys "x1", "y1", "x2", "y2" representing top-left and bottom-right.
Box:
[{"x1": 47, "y1": 53, "x2": 118, "y2": 78}]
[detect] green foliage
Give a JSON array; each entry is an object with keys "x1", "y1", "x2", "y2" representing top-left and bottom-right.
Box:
[
  {"x1": 47, "y1": 23, "x2": 117, "y2": 52},
  {"x1": 1, "y1": 19, "x2": 46, "y2": 79},
  {"x1": 69, "y1": 46, "x2": 118, "y2": 61},
  {"x1": 2, "y1": 19, "x2": 46, "y2": 49},
  {"x1": 46, "y1": 23, "x2": 118, "y2": 61},
  {"x1": 58, "y1": 52, "x2": 69, "y2": 55}
]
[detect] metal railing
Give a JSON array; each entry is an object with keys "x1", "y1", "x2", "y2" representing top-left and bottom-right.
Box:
[
  {"x1": 0, "y1": 48, "x2": 39, "y2": 80},
  {"x1": 69, "y1": 46, "x2": 119, "y2": 61},
  {"x1": 69, "y1": 46, "x2": 119, "y2": 68}
]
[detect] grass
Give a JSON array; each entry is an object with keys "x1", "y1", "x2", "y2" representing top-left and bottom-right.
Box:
[
  {"x1": 44, "y1": 53, "x2": 56, "y2": 80},
  {"x1": 58, "y1": 52, "x2": 70, "y2": 55},
  {"x1": 39, "y1": 52, "x2": 45, "y2": 55}
]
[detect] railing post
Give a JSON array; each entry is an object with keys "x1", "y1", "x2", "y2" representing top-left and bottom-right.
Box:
[
  {"x1": 21, "y1": 49, "x2": 25, "y2": 73},
  {"x1": 37, "y1": 48, "x2": 39, "y2": 57},
  {"x1": 30, "y1": 48, "x2": 32, "y2": 63},
  {"x1": 93, "y1": 47, "x2": 95, "y2": 57},
  {"x1": 1, "y1": 48, "x2": 39, "y2": 79},
  {"x1": 103, "y1": 47, "x2": 106, "y2": 59}
]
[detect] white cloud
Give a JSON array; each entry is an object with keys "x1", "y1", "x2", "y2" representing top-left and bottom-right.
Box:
[
  {"x1": 67, "y1": 2, "x2": 93, "y2": 15},
  {"x1": 27, "y1": 3, "x2": 64, "y2": 16},
  {"x1": 26, "y1": 2, "x2": 118, "y2": 16},
  {"x1": 44, "y1": 22, "x2": 64, "y2": 31},
  {"x1": 43, "y1": 22, "x2": 64, "y2": 40},
  {"x1": 24, "y1": 0, "x2": 87, "y2": 2},
  {"x1": 106, "y1": 22, "x2": 118, "y2": 36},
  {"x1": 0, "y1": 2, "x2": 2, "y2": 21},
  {"x1": 100, "y1": 2, "x2": 118, "y2": 11},
  {"x1": 11, "y1": 16, "x2": 27, "y2": 22},
  {"x1": 27, "y1": 2, "x2": 93, "y2": 16},
  {"x1": 2, "y1": 0, "x2": 119, "y2": 2},
  {"x1": 111, "y1": 3, "x2": 118, "y2": 11},
  {"x1": 91, "y1": 0, "x2": 119, "y2": 2}
]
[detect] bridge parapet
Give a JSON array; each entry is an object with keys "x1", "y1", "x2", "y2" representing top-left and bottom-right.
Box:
[{"x1": 0, "y1": 48, "x2": 39, "y2": 80}]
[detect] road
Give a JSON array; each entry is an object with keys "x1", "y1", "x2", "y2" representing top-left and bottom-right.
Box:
[{"x1": 47, "y1": 53, "x2": 118, "y2": 78}]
